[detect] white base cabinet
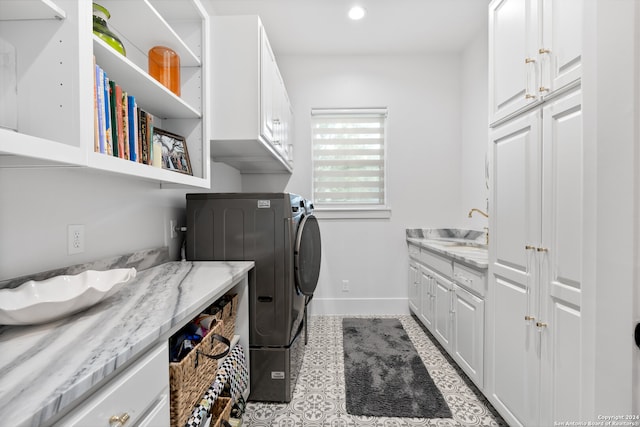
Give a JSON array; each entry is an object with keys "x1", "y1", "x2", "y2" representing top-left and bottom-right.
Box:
[
  {"x1": 56, "y1": 343, "x2": 170, "y2": 427},
  {"x1": 407, "y1": 245, "x2": 487, "y2": 389},
  {"x1": 452, "y1": 284, "x2": 485, "y2": 388}
]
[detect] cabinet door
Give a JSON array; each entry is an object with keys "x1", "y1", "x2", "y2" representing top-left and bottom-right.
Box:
[
  {"x1": 452, "y1": 284, "x2": 485, "y2": 388},
  {"x1": 419, "y1": 265, "x2": 435, "y2": 332},
  {"x1": 136, "y1": 393, "x2": 170, "y2": 427},
  {"x1": 540, "y1": 0, "x2": 582, "y2": 93},
  {"x1": 433, "y1": 273, "x2": 453, "y2": 352},
  {"x1": 488, "y1": 109, "x2": 542, "y2": 427},
  {"x1": 408, "y1": 262, "x2": 419, "y2": 315},
  {"x1": 57, "y1": 343, "x2": 169, "y2": 426},
  {"x1": 260, "y1": 27, "x2": 276, "y2": 143},
  {"x1": 489, "y1": 0, "x2": 540, "y2": 123},
  {"x1": 539, "y1": 90, "x2": 583, "y2": 426}
]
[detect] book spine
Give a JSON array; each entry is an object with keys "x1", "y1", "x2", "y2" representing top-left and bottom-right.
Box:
[
  {"x1": 127, "y1": 95, "x2": 137, "y2": 162},
  {"x1": 122, "y1": 92, "x2": 129, "y2": 160},
  {"x1": 146, "y1": 112, "x2": 154, "y2": 166},
  {"x1": 139, "y1": 110, "x2": 148, "y2": 164},
  {"x1": 96, "y1": 65, "x2": 106, "y2": 154},
  {"x1": 103, "y1": 72, "x2": 113, "y2": 156},
  {"x1": 93, "y1": 57, "x2": 99, "y2": 153},
  {"x1": 137, "y1": 107, "x2": 144, "y2": 163},
  {"x1": 115, "y1": 84, "x2": 124, "y2": 159},
  {"x1": 109, "y1": 79, "x2": 118, "y2": 158}
]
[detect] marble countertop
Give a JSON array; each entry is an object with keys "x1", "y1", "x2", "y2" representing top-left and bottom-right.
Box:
[
  {"x1": 406, "y1": 228, "x2": 488, "y2": 269},
  {"x1": 0, "y1": 260, "x2": 254, "y2": 427}
]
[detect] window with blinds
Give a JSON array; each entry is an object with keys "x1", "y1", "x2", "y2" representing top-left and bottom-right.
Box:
[{"x1": 311, "y1": 108, "x2": 387, "y2": 207}]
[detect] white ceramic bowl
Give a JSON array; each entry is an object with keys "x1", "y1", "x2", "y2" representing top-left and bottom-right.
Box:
[{"x1": 0, "y1": 268, "x2": 136, "y2": 325}]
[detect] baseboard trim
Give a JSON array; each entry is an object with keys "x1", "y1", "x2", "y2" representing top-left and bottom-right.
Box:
[{"x1": 308, "y1": 297, "x2": 410, "y2": 316}]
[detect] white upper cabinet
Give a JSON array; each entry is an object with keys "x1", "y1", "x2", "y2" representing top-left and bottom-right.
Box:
[
  {"x1": 489, "y1": 0, "x2": 540, "y2": 124},
  {"x1": 489, "y1": 0, "x2": 582, "y2": 124},
  {"x1": 0, "y1": 0, "x2": 211, "y2": 188},
  {"x1": 540, "y1": 0, "x2": 582, "y2": 92},
  {"x1": 210, "y1": 15, "x2": 293, "y2": 173}
]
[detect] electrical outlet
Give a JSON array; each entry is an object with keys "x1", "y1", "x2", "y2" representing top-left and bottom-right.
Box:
[
  {"x1": 170, "y1": 219, "x2": 177, "y2": 239},
  {"x1": 68, "y1": 224, "x2": 85, "y2": 255},
  {"x1": 342, "y1": 279, "x2": 350, "y2": 292}
]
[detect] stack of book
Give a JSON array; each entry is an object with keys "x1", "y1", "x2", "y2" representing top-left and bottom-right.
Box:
[{"x1": 93, "y1": 58, "x2": 156, "y2": 166}]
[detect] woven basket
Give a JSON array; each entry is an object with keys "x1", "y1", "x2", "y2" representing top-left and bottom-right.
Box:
[
  {"x1": 208, "y1": 294, "x2": 237, "y2": 342},
  {"x1": 169, "y1": 319, "x2": 230, "y2": 427},
  {"x1": 222, "y1": 294, "x2": 237, "y2": 342},
  {"x1": 210, "y1": 397, "x2": 232, "y2": 427}
]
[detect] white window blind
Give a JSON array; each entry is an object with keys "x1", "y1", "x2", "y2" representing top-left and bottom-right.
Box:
[{"x1": 311, "y1": 108, "x2": 387, "y2": 206}]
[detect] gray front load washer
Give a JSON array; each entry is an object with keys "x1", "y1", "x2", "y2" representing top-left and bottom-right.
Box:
[{"x1": 185, "y1": 192, "x2": 321, "y2": 402}]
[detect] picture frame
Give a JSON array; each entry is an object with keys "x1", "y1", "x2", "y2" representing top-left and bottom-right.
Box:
[{"x1": 153, "y1": 127, "x2": 192, "y2": 175}]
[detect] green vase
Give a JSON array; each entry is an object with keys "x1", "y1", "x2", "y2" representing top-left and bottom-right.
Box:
[{"x1": 92, "y1": 3, "x2": 126, "y2": 56}]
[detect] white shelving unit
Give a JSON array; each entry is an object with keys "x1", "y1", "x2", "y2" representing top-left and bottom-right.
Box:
[{"x1": 0, "y1": 0, "x2": 210, "y2": 188}]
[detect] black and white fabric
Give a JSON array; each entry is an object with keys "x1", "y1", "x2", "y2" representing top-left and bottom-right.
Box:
[
  {"x1": 218, "y1": 344, "x2": 249, "y2": 403},
  {"x1": 184, "y1": 345, "x2": 249, "y2": 427}
]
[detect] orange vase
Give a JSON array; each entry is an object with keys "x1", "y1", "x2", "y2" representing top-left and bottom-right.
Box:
[{"x1": 148, "y1": 46, "x2": 180, "y2": 96}]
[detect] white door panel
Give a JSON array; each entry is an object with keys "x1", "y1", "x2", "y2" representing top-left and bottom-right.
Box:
[
  {"x1": 541, "y1": 0, "x2": 582, "y2": 92},
  {"x1": 491, "y1": 110, "x2": 541, "y2": 276},
  {"x1": 540, "y1": 90, "x2": 583, "y2": 425},
  {"x1": 453, "y1": 285, "x2": 484, "y2": 387},
  {"x1": 492, "y1": 276, "x2": 537, "y2": 427},
  {"x1": 489, "y1": 0, "x2": 540, "y2": 122}
]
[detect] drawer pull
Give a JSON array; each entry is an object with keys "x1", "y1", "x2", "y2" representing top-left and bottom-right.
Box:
[{"x1": 109, "y1": 413, "x2": 130, "y2": 426}]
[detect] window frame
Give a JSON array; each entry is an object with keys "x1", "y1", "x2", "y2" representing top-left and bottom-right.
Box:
[{"x1": 310, "y1": 107, "x2": 391, "y2": 220}]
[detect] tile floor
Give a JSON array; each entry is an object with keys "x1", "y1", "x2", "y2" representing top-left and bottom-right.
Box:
[{"x1": 242, "y1": 315, "x2": 507, "y2": 426}]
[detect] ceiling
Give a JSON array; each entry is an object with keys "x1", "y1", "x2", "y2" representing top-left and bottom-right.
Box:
[{"x1": 207, "y1": 0, "x2": 488, "y2": 56}]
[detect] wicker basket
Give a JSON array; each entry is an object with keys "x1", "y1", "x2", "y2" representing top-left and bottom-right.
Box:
[
  {"x1": 169, "y1": 319, "x2": 230, "y2": 427},
  {"x1": 208, "y1": 294, "x2": 237, "y2": 342},
  {"x1": 209, "y1": 397, "x2": 232, "y2": 427},
  {"x1": 222, "y1": 294, "x2": 237, "y2": 341}
]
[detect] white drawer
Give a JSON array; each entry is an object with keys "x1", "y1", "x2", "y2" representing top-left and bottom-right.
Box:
[
  {"x1": 58, "y1": 342, "x2": 169, "y2": 427},
  {"x1": 453, "y1": 262, "x2": 487, "y2": 297},
  {"x1": 419, "y1": 248, "x2": 452, "y2": 279}
]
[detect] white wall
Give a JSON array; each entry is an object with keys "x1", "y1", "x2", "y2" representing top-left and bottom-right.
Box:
[
  {"x1": 460, "y1": 20, "x2": 490, "y2": 232},
  {"x1": 244, "y1": 53, "x2": 477, "y2": 315},
  {"x1": 0, "y1": 161, "x2": 241, "y2": 280}
]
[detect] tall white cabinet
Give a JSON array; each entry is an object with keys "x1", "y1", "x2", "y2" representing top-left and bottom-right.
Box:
[{"x1": 487, "y1": 0, "x2": 584, "y2": 426}]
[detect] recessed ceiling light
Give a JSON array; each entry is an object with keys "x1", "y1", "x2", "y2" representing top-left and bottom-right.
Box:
[{"x1": 348, "y1": 5, "x2": 366, "y2": 20}]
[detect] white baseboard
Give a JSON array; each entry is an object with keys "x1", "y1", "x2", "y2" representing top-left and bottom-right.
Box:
[{"x1": 308, "y1": 297, "x2": 410, "y2": 316}]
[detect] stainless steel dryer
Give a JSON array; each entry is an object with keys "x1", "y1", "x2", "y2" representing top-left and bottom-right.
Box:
[{"x1": 185, "y1": 193, "x2": 321, "y2": 402}]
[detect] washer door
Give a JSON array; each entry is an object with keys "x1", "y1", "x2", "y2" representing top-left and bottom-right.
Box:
[{"x1": 294, "y1": 214, "x2": 321, "y2": 296}]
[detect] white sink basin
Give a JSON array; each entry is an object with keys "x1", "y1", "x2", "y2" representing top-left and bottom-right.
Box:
[{"x1": 0, "y1": 268, "x2": 136, "y2": 325}]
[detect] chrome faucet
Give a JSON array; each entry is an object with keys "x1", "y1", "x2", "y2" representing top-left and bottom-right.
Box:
[{"x1": 468, "y1": 208, "x2": 488, "y2": 218}]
